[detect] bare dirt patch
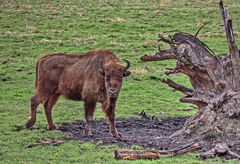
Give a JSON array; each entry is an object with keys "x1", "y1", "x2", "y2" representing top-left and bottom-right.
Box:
[
  {"x1": 59, "y1": 117, "x2": 240, "y2": 159},
  {"x1": 60, "y1": 117, "x2": 188, "y2": 150}
]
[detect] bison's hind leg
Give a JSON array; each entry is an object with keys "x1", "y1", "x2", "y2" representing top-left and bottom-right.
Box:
[
  {"x1": 44, "y1": 94, "x2": 60, "y2": 130},
  {"x1": 26, "y1": 95, "x2": 40, "y2": 128}
]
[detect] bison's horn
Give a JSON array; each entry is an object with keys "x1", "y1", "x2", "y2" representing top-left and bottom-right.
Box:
[{"x1": 123, "y1": 59, "x2": 131, "y2": 70}]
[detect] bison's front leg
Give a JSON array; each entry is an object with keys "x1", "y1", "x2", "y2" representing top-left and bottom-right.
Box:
[
  {"x1": 102, "y1": 99, "x2": 119, "y2": 137},
  {"x1": 84, "y1": 101, "x2": 96, "y2": 136}
]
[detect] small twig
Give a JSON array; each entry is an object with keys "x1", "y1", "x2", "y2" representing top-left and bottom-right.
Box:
[
  {"x1": 133, "y1": 110, "x2": 161, "y2": 122},
  {"x1": 26, "y1": 140, "x2": 64, "y2": 148},
  {"x1": 194, "y1": 22, "x2": 210, "y2": 37}
]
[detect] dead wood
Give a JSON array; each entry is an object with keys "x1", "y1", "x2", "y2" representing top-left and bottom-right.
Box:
[
  {"x1": 139, "y1": 0, "x2": 240, "y2": 159},
  {"x1": 133, "y1": 110, "x2": 161, "y2": 122},
  {"x1": 26, "y1": 140, "x2": 64, "y2": 148},
  {"x1": 115, "y1": 143, "x2": 200, "y2": 160},
  {"x1": 220, "y1": 0, "x2": 240, "y2": 91},
  {"x1": 161, "y1": 78, "x2": 193, "y2": 95},
  {"x1": 200, "y1": 143, "x2": 240, "y2": 160},
  {"x1": 140, "y1": 49, "x2": 175, "y2": 62}
]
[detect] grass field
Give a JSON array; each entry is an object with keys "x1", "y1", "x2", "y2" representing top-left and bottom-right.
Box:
[{"x1": 1, "y1": 0, "x2": 240, "y2": 163}]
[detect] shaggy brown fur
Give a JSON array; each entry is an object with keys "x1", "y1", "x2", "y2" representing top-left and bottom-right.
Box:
[{"x1": 26, "y1": 49, "x2": 131, "y2": 137}]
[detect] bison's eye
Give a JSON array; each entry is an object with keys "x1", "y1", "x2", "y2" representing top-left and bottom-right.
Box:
[
  {"x1": 118, "y1": 76, "x2": 123, "y2": 81},
  {"x1": 105, "y1": 76, "x2": 110, "y2": 81}
]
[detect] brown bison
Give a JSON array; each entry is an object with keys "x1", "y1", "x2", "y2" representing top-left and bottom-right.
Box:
[{"x1": 26, "y1": 49, "x2": 131, "y2": 137}]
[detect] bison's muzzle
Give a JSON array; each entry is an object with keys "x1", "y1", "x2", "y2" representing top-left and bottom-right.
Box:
[{"x1": 108, "y1": 89, "x2": 119, "y2": 98}]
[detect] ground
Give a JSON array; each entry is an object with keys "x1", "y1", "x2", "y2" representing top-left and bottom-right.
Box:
[
  {"x1": 60, "y1": 117, "x2": 187, "y2": 150},
  {"x1": 1, "y1": 0, "x2": 240, "y2": 163},
  {"x1": 59, "y1": 117, "x2": 240, "y2": 157}
]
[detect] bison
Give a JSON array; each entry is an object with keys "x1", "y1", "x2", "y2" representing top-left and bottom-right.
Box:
[{"x1": 26, "y1": 49, "x2": 131, "y2": 137}]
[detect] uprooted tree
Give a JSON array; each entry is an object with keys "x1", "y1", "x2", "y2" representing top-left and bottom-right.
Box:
[{"x1": 140, "y1": 0, "x2": 240, "y2": 159}]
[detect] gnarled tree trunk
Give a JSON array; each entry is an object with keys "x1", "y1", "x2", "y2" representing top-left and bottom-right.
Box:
[{"x1": 141, "y1": 0, "x2": 240, "y2": 151}]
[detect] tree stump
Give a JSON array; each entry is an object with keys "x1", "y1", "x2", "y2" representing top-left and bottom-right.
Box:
[{"x1": 140, "y1": 0, "x2": 240, "y2": 157}]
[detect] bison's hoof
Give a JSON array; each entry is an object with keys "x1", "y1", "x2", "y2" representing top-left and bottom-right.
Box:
[
  {"x1": 111, "y1": 132, "x2": 121, "y2": 138},
  {"x1": 84, "y1": 130, "x2": 93, "y2": 137},
  {"x1": 26, "y1": 119, "x2": 36, "y2": 129},
  {"x1": 48, "y1": 124, "x2": 57, "y2": 130}
]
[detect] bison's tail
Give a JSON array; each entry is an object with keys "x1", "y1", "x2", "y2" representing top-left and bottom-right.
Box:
[{"x1": 35, "y1": 60, "x2": 39, "y2": 89}]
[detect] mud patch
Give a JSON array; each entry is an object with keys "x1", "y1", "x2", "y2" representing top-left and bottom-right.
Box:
[{"x1": 60, "y1": 117, "x2": 188, "y2": 150}]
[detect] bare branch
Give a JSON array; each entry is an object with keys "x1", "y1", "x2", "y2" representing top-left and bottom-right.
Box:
[
  {"x1": 220, "y1": 0, "x2": 240, "y2": 91},
  {"x1": 194, "y1": 22, "x2": 210, "y2": 37},
  {"x1": 180, "y1": 96, "x2": 208, "y2": 104},
  {"x1": 161, "y1": 79, "x2": 193, "y2": 95},
  {"x1": 140, "y1": 50, "x2": 175, "y2": 62},
  {"x1": 165, "y1": 67, "x2": 181, "y2": 75}
]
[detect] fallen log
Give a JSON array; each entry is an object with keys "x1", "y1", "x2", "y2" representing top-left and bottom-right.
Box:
[{"x1": 114, "y1": 143, "x2": 200, "y2": 160}]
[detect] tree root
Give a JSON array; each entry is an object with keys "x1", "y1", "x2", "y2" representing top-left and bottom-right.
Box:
[{"x1": 200, "y1": 143, "x2": 240, "y2": 160}]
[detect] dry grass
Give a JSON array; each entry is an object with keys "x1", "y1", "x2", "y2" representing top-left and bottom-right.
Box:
[
  {"x1": 132, "y1": 68, "x2": 149, "y2": 74},
  {"x1": 73, "y1": 36, "x2": 98, "y2": 47},
  {"x1": 26, "y1": 26, "x2": 38, "y2": 33},
  {"x1": 42, "y1": 3, "x2": 65, "y2": 8},
  {"x1": 110, "y1": 17, "x2": 127, "y2": 22},
  {"x1": 144, "y1": 40, "x2": 157, "y2": 45},
  {"x1": 21, "y1": 5, "x2": 32, "y2": 9},
  {"x1": 40, "y1": 39, "x2": 62, "y2": 44},
  {"x1": 196, "y1": 19, "x2": 209, "y2": 28},
  {"x1": 15, "y1": 10, "x2": 32, "y2": 13},
  {"x1": 110, "y1": 41, "x2": 125, "y2": 46},
  {"x1": 47, "y1": 10, "x2": 62, "y2": 14},
  {"x1": 151, "y1": 10, "x2": 164, "y2": 16}
]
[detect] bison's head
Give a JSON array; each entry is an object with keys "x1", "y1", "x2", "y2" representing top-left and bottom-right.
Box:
[{"x1": 100, "y1": 59, "x2": 131, "y2": 99}]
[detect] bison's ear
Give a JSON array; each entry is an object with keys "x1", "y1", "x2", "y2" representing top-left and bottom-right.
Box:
[
  {"x1": 123, "y1": 70, "x2": 131, "y2": 77},
  {"x1": 98, "y1": 68, "x2": 105, "y2": 76}
]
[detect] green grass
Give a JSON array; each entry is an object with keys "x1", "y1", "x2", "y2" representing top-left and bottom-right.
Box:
[{"x1": 1, "y1": 0, "x2": 240, "y2": 163}]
